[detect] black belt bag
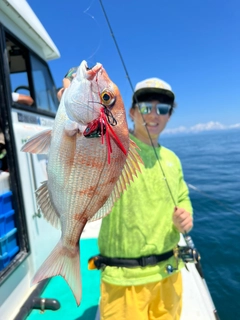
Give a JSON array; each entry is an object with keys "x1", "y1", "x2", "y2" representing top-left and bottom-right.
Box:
[{"x1": 88, "y1": 250, "x2": 174, "y2": 270}]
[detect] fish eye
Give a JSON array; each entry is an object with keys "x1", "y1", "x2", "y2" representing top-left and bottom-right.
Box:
[{"x1": 100, "y1": 90, "x2": 115, "y2": 106}]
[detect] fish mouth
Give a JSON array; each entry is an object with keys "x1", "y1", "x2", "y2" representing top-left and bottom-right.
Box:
[
  {"x1": 83, "y1": 61, "x2": 102, "y2": 79},
  {"x1": 85, "y1": 63, "x2": 95, "y2": 71}
]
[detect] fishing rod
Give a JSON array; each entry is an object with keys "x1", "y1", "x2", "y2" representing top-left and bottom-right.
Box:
[
  {"x1": 98, "y1": 0, "x2": 196, "y2": 264},
  {"x1": 98, "y1": 2, "x2": 220, "y2": 319},
  {"x1": 98, "y1": 0, "x2": 239, "y2": 218},
  {"x1": 98, "y1": 0, "x2": 176, "y2": 208}
]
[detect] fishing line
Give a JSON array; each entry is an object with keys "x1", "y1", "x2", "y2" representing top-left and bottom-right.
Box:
[
  {"x1": 187, "y1": 184, "x2": 240, "y2": 216},
  {"x1": 88, "y1": 101, "x2": 118, "y2": 126},
  {"x1": 98, "y1": 0, "x2": 177, "y2": 208},
  {"x1": 82, "y1": 1, "x2": 102, "y2": 63},
  {"x1": 98, "y1": 0, "x2": 240, "y2": 220}
]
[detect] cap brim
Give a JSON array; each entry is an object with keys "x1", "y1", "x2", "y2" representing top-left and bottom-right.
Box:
[{"x1": 133, "y1": 88, "x2": 175, "y2": 102}]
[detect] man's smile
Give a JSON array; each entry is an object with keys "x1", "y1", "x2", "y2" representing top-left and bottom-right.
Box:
[{"x1": 146, "y1": 122, "x2": 158, "y2": 127}]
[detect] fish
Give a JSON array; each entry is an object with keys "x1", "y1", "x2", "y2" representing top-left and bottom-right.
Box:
[{"x1": 21, "y1": 60, "x2": 143, "y2": 305}]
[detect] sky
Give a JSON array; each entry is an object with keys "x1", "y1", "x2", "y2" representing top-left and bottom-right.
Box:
[{"x1": 28, "y1": 0, "x2": 240, "y2": 131}]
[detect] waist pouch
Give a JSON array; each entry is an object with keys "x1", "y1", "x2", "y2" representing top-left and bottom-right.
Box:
[{"x1": 88, "y1": 250, "x2": 174, "y2": 270}]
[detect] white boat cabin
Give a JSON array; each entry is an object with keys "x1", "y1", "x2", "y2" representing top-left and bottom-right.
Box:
[{"x1": 0, "y1": 1, "x2": 61, "y2": 319}]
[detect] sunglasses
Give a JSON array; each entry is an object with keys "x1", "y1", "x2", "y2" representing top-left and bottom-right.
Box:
[{"x1": 137, "y1": 102, "x2": 171, "y2": 115}]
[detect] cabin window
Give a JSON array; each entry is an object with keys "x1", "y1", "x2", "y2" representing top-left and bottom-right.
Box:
[
  {"x1": 7, "y1": 36, "x2": 32, "y2": 103},
  {"x1": 6, "y1": 33, "x2": 58, "y2": 114},
  {"x1": 30, "y1": 54, "x2": 58, "y2": 113}
]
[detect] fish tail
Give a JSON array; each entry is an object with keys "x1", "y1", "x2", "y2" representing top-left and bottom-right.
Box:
[{"x1": 32, "y1": 240, "x2": 81, "y2": 305}]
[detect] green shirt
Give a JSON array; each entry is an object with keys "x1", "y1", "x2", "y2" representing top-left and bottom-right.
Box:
[{"x1": 98, "y1": 134, "x2": 193, "y2": 286}]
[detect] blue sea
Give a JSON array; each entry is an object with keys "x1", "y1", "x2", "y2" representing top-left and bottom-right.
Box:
[{"x1": 161, "y1": 129, "x2": 240, "y2": 320}]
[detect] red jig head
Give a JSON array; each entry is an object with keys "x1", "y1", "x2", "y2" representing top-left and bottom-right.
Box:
[
  {"x1": 83, "y1": 107, "x2": 127, "y2": 164},
  {"x1": 83, "y1": 118, "x2": 106, "y2": 138}
]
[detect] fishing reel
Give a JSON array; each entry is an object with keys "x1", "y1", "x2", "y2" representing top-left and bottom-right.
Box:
[
  {"x1": 177, "y1": 246, "x2": 200, "y2": 264},
  {"x1": 165, "y1": 242, "x2": 201, "y2": 274}
]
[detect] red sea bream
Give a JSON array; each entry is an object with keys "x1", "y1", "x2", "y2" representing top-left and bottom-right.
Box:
[{"x1": 21, "y1": 60, "x2": 142, "y2": 305}]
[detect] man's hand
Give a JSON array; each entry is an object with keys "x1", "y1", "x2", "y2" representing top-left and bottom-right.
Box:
[
  {"x1": 172, "y1": 207, "x2": 193, "y2": 233},
  {"x1": 57, "y1": 87, "x2": 65, "y2": 102}
]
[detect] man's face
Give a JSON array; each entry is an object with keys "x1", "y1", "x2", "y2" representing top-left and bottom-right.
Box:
[{"x1": 130, "y1": 100, "x2": 170, "y2": 143}]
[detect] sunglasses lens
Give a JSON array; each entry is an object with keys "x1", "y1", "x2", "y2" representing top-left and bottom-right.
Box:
[
  {"x1": 138, "y1": 102, "x2": 171, "y2": 115},
  {"x1": 156, "y1": 104, "x2": 171, "y2": 115},
  {"x1": 138, "y1": 102, "x2": 152, "y2": 114}
]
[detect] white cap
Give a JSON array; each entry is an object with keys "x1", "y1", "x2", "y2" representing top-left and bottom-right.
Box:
[{"x1": 133, "y1": 77, "x2": 175, "y2": 102}]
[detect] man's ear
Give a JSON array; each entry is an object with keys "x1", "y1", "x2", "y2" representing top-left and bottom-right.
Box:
[{"x1": 129, "y1": 108, "x2": 135, "y2": 121}]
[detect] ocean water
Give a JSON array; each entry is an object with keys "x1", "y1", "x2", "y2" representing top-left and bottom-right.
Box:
[{"x1": 161, "y1": 129, "x2": 240, "y2": 320}]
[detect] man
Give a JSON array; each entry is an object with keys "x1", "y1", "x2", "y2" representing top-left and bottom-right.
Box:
[{"x1": 97, "y1": 77, "x2": 193, "y2": 319}]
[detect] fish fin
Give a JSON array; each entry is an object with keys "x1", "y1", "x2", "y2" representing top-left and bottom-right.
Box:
[
  {"x1": 36, "y1": 181, "x2": 61, "y2": 229},
  {"x1": 89, "y1": 139, "x2": 143, "y2": 222},
  {"x1": 111, "y1": 138, "x2": 143, "y2": 193},
  {"x1": 21, "y1": 129, "x2": 52, "y2": 154},
  {"x1": 125, "y1": 138, "x2": 144, "y2": 175},
  {"x1": 32, "y1": 240, "x2": 82, "y2": 306}
]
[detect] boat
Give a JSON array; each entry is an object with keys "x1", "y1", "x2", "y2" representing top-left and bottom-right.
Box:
[{"x1": 0, "y1": 1, "x2": 219, "y2": 319}]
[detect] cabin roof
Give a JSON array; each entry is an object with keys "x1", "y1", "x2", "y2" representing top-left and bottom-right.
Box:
[{"x1": 0, "y1": 0, "x2": 60, "y2": 61}]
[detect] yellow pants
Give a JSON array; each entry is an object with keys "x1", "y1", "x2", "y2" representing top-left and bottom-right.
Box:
[{"x1": 100, "y1": 272, "x2": 182, "y2": 320}]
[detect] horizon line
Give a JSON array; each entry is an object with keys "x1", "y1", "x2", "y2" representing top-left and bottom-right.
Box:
[{"x1": 163, "y1": 121, "x2": 240, "y2": 135}]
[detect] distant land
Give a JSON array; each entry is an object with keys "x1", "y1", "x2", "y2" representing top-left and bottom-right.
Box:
[{"x1": 163, "y1": 121, "x2": 240, "y2": 135}]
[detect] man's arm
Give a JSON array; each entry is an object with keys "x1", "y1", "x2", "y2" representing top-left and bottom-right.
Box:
[
  {"x1": 17, "y1": 94, "x2": 34, "y2": 106},
  {"x1": 12, "y1": 92, "x2": 34, "y2": 106}
]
